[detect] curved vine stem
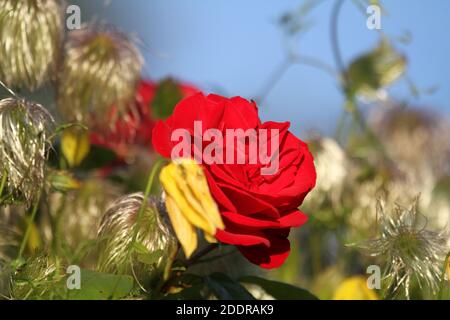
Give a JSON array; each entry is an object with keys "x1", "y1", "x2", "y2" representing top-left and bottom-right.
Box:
[{"x1": 330, "y1": 0, "x2": 346, "y2": 77}]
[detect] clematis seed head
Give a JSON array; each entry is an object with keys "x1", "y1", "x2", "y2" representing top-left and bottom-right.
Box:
[
  {"x1": 97, "y1": 193, "x2": 177, "y2": 285},
  {"x1": 0, "y1": 98, "x2": 54, "y2": 205},
  {"x1": 353, "y1": 197, "x2": 448, "y2": 299},
  {"x1": 57, "y1": 25, "x2": 143, "y2": 125},
  {"x1": 0, "y1": 0, "x2": 64, "y2": 90}
]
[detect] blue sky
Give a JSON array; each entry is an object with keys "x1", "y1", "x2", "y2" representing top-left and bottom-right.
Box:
[{"x1": 77, "y1": 0, "x2": 450, "y2": 136}]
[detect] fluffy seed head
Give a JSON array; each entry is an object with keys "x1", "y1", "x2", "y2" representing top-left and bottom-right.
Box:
[
  {"x1": 97, "y1": 193, "x2": 177, "y2": 285},
  {"x1": 0, "y1": 98, "x2": 54, "y2": 204},
  {"x1": 0, "y1": 0, "x2": 64, "y2": 90},
  {"x1": 354, "y1": 197, "x2": 448, "y2": 299},
  {"x1": 11, "y1": 254, "x2": 64, "y2": 300},
  {"x1": 44, "y1": 179, "x2": 121, "y2": 261},
  {"x1": 57, "y1": 25, "x2": 143, "y2": 124},
  {"x1": 371, "y1": 107, "x2": 450, "y2": 182}
]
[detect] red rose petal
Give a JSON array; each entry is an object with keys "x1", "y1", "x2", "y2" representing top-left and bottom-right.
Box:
[
  {"x1": 215, "y1": 228, "x2": 270, "y2": 247},
  {"x1": 238, "y1": 234, "x2": 291, "y2": 269}
]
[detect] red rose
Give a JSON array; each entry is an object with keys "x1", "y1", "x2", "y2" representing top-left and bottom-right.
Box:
[{"x1": 152, "y1": 93, "x2": 316, "y2": 269}]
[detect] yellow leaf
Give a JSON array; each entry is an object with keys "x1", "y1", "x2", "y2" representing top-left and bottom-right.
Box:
[
  {"x1": 61, "y1": 127, "x2": 90, "y2": 167},
  {"x1": 333, "y1": 276, "x2": 379, "y2": 300}
]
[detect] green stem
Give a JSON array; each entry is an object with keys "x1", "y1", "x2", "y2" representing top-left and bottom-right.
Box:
[
  {"x1": 348, "y1": 98, "x2": 391, "y2": 162},
  {"x1": 437, "y1": 252, "x2": 450, "y2": 300},
  {"x1": 0, "y1": 79, "x2": 18, "y2": 98},
  {"x1": 0, "y1": 169, "x2": 7, "y2": 201},
  {"x1": 185, "y1": 243, "x2": 219, "y2": 268},
  {"x1": 330, "y1": 0, "x2": 346, "y2": 78},
  {"x1": 52, "y1": 192, "x2": 68, "y2": 256},
  {"x1": 18, "y1": 191, "x2": 42, "y2": 259},
  {"x1": 116, "y1": 158, "x2": 165, "y2": 294},
  {"x1": 129, "y1": 157, "x2": 166, "y2": 248}
]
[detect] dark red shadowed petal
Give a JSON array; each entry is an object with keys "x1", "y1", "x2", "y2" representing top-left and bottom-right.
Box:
[{"x1": 238, "y1": 233, "x2": 291, "y2": 269}]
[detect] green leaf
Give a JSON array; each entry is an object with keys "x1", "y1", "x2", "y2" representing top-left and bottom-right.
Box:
[
  {"x1": 132, "y1": 242, "x2": 150, "y2": 255},
  {"x1": 137, "y1": 249, "x2": 164, "y2": 266},
  {"x1": 240, "y1": 276, "x2": 319, "y2": 300},
  {"x1": 67, "y1": 269, "x2": 134, "y2": 300},
  {"x1": 151, "y1": 78, "x2": 183, "y2": 119},
  {"x1": 206, "y1": 273, "x2": 255, "y2": 300}
]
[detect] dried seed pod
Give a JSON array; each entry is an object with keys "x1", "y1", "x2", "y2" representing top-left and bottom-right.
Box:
[
  {"x1": 57, "y1": 25, "x2": 143, "y2": 124},
  {"x1": 11, "y1": 253, "x2": 64, "y2": 300},
  {"x1": 0, "y1": 0, "x2": 64, "y2": 90},
  {"x1": 354, "y1": 198, "x2": 448, "y2": 299},
  {"x1": 97, "y1": 193, "x2": 177, "y2": 286},
  {"x1": 0, "y1": 98, "x2": 54, "y2": 204}
]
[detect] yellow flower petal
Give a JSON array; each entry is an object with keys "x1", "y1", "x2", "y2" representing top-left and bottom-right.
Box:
[
  {"x1": 160, "y1": 161, "x2": 219, "y2": 235},
  {"x1": 204, "y1": 232, "x2": 217, "y2": 244},
  {"x1": 160, "y1": 159, "x2": 225, "y2": 257},
  {"x1": 165, "y1": 195, "x2": 197, "y2": 258},
  {"x1": 182, "y1": 161, "x2": 224, "y2": 230},
  {"x1": 61, "y1": 127, "x2": 90, "y2": 167},
  {"x1": 333, "y1": 276, "x2": 379, "y2": 300}
]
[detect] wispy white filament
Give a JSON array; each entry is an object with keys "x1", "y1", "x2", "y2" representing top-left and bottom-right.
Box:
[{"x1": 0, "y1": 98, "x2": 54, "y2": 204}]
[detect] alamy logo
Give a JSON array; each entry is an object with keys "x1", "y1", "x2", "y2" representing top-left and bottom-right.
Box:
[
  {"x1": 66, "y1": 5, "x2": 81, "y2": 30},
  {"x1": 367, "y1": 265, "x2": 381, "y2": 290},
  {"x1": 66, "y1": 265, "x2": 81, "y2": 290},
  {"x1": 171, "y1": 121, "x2": 280, "y2": 175},
  {"x1": 367, "y1": 5, "x2": 382, "y2": 30}
]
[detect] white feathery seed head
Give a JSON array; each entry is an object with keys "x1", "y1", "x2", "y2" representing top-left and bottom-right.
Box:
[
  {"x1": 97, "y1": 193, "x2": 177, "y2": 285},
  {"x1": 0, "y1": 0, "x2": 64, "y2": 90},
  {"x1": 57, "y1": 25, "x2": 143, "y2": 125},
  {"x1": 0, "y1": 98, "x2": 54, "y2": 204}
]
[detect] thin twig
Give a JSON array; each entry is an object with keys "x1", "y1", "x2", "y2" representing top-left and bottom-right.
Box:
[
  {"x1": 330, "y1": 0, "x2": 346, "y2": 76},
  {"x1": 0, "y1": 168, "x2": 7, "y2": 201},
  {"x1": 291, "y1": 54, "x2": 339, "y2": 80},
  {"x1": 256, "y1": 59, "x2": 291, "y2": 104},
  {"x1": 0, "y1": 79, "x2": 18, "y2": 98}
]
